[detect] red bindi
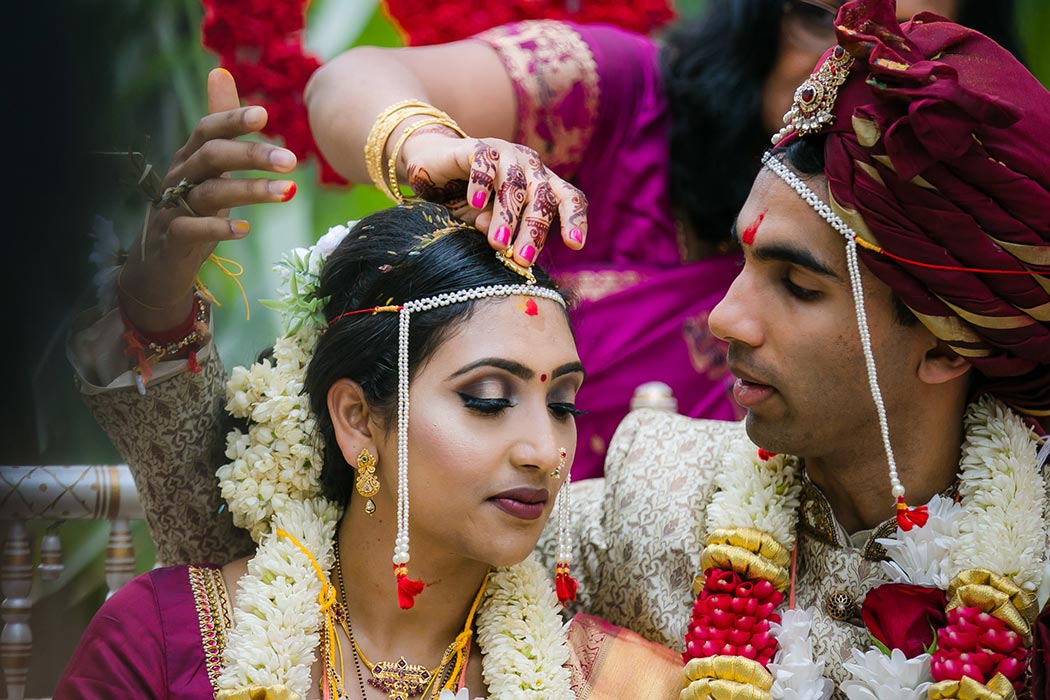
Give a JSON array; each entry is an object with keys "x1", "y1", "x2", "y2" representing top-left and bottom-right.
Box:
[
  {"x1": 741, "y1": 210, "x2": 766, "y2": 246},
  {"x1": 540, "y1": 373, "x2": 547, "y2": 382},
  {"x1": 523, "y1": 299, "x2": 539, "y2": 316}
]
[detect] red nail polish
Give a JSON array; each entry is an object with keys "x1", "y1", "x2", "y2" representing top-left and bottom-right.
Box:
[
  {"x1": 281, "y1": 182, "x2": 297, "y2": 202},
  {"x1": 569, "y1": 228, "x2": 583, "y2": 243},
  {"x1": 520, "y1": 244, "x2": 537, "y2": 263},
  {"x1": 472, "y1": 190, "x2": 487, "y2": 208},
  {"x1": 493, "y1": 226, "x2": 511, "y2": 246}
]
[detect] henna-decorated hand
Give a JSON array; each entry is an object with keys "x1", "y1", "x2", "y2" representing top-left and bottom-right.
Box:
[
  {"x1": 119, "y1": 68, "x2": 299, "y2": 332},
  {"x1": 400, "y1": 130, "x2": 587, "y2": 268}
]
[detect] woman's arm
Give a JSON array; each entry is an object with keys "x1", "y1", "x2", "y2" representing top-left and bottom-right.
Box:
[
  {"x1": 54, "y1": 574, "x2": 167, "y2": 699},
  {"x1": 305, "y1": 41, "x2": 518, "y2": 184},
  {"x1": 74, "y1": 69, "x2": 295, "y2": 564},
  {"x1": 305, "y1": 32, "x2": 588, "y2": 266}
]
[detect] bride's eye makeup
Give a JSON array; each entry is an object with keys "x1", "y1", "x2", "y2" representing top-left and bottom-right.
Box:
[
  {"x1": 457, "y1": 377, "x2": 515, "y2": 415},
  {"x1": 458, "y1": 392, "x2": 514, "y2": 415}
]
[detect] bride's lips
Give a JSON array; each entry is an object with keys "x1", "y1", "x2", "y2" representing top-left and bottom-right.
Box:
[
  {"x1": 488, "y1": 487, "x2": 549, "y2": 521},
  {"x1": 730, "y1": 367, "x2": 777, "y2": 408}
]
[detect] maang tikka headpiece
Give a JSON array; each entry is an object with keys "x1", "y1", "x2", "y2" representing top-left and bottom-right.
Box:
[
  {"x1": 331, "y1": 283, "x2": 570, "y2": 608},
  {"x1": 771, "y1": 45, "x2": 855, "y2": 145}
]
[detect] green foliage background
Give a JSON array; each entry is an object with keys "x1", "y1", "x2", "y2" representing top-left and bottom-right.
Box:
[{"x1": 6, "y1": 0, "x2": 1048, "y2": 692}]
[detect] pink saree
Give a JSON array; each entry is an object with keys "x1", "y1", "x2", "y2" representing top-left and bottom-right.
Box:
[
  {"x1": 54, "y1": 565, "x2": 226, "y2": 699},
  {"x1": 477, "y1": 21, "x2": 742, "y2": 479}
]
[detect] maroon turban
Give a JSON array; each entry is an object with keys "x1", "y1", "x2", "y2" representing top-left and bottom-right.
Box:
[{"x1": 779, "y1": 0, "x2": 1050, "y2": 430}]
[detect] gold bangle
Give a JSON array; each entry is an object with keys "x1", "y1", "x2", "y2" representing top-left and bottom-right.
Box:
[
  {"x1": 363, "y1": 100, "x2": 467, "y2": 202},
  {"x1": 365, "y1": 102, "x2": 431, "y2": 195},
  {"x1": 386, "y1": 116, "x2": 467, "y2": 203},
  {"x1": 368, "y1": 108, "x2": 451, "y2": 200}
]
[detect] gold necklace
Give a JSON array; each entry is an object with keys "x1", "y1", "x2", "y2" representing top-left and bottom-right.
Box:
[{"x1": 333, "y1": 539, "x2": 488, "y2": 700}]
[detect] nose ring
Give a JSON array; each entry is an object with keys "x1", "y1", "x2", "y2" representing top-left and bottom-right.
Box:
[{"x1": 550, "y1": 447, "x2": 567, "y2": 479}]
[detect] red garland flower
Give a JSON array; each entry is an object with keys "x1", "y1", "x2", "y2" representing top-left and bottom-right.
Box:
[
  {"x1": 930, "y1": 606, "x2": 1030, "y2": 690},
  {"x1": 861, "y1": 583, "x2": 947, "y2": 659},
  {"x1": 683, "y1": 568, "x2": 784, "y2": 667},
  {"x1": 381, "y1": 0, "x2": 675, "y2": 46},
  {"x1": 201, "y1": 0, "x2": 347, "y2": 185}
]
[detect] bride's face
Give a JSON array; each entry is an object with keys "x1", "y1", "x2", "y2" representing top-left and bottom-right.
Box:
[{"x1": 375, "y1": 295, "x2": 583, "y2": 568}]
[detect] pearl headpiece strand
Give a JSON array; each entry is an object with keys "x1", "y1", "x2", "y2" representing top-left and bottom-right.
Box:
[{"x1": 760, "y1": 151, "x2": 926, "y2": 530}]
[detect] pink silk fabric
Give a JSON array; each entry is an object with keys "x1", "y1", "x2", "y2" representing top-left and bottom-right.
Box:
[
  {"x1": 479, "y1": 22, "x2": 742, "y2": 478},
  {"x1": 54, "y1": 565, "x2": 217, "y2": 700}
]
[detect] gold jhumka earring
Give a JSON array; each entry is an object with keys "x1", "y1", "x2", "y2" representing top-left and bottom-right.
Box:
[{"x1": 355, "y1": 448, "x2": 380, "y2": 515}]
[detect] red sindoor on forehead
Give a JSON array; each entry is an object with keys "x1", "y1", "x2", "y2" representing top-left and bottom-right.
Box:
[
  {"x1": 741, "y1": 210, "x2": 766, "y2": 246},
  {"x1": 540, "y1": 373, "x2": 547, "y2": 382}
]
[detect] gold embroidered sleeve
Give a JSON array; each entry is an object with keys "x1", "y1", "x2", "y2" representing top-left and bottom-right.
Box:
[
  {"x1": 80, "y1": 350, "x2": 254, "y2": 565},
  {"x1": 189, "y1": 565, "x2": 234, "y2": 692},
  {"x1": 474, "y1": 20, "x2": 600, "y2": 178}
]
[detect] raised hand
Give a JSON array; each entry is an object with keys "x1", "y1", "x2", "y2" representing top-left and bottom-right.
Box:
[
  {"x1": 399, "y1": 130, "x2": 588, "y2": 268},
  {"x1": 118, "y1": 68, "x2": 298, "y2": 332}
]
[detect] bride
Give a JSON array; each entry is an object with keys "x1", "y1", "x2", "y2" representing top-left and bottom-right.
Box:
[{"x1": 56, "y1": 72, "x2": 681, "y2": 700}]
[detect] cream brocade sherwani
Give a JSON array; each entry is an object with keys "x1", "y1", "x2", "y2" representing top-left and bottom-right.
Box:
[{"x1": 75, "y1": 326, "x2": 1050, "y2": 697}]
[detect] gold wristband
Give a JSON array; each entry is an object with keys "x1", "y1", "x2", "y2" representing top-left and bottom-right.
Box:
[
  {"x1": 363, "y1": 100, "x2": 467, "y2": 202},
  {"x1": 365, "y1": 102, "x2": 432, "y2": 194},
  {"x1": 386, "y1": 117, "x2": 467, "y2": 203}
]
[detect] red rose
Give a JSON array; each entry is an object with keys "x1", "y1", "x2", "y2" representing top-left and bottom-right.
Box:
[{"x1": 862, "y1": 583, "x2": 948, "y2": 658}]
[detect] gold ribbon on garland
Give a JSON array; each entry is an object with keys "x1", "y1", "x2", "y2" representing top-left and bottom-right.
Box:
[
  {"x1": 215, "y1": 685, "x2": 298, "y2": 700},
  {"x1": 696, "y1": 527, "x2": 790, "y2": 594},
  {"x1": 681, "y1": 656, "x2": 773, "y2": 700},
  {"x1": 927, "y1": 672, "x2": 1017, "y2": 700},
  {"x1": 946, "y1": 568, "x2": 1039, "y2": 643}
]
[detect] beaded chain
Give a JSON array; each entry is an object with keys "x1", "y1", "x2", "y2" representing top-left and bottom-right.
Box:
[{"x1": 760, "y1": 151, "x2": 905, "y2": 504}]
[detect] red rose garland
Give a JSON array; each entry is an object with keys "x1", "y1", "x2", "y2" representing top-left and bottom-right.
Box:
[
  {"x1": 381, "y1": 0, "x2": 675, "y2": 46},
  {"x1": 685, "y1": 568, "x2": 783, "y2": 666},
  {"x1": 931, "y1": 607, "x2": 1030, "y2": 691},
  {"x1": 201, "y1": 0, "x2": 346, "y2": 185}
]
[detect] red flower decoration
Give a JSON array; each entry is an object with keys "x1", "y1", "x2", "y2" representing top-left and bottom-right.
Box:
[
  {"x1": 201, "y1": 0, "x2": 347, "y2": 186},
  {"x1": 683, "y1": 568, "x2": 784, "y2": 667},
  {"x1": 382, "y1": 0, "x2": 675, "y2": 47},
  {"x1": 862, "y1": 583, "x2": 947, "y2": 659},
  {"x1": 930, "y1": 606, "x2": 1030, "y2": 690}
]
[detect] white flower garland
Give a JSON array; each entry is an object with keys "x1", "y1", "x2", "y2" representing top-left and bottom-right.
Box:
[
  {"x1": 706, "y1": 431, "x2": 804, "y2": 549},
  {"x1": 217, "y1": 499, "x2": 340, "y2": 694},
  {"x1": 841, "y1": 648, "x2": 932, "y2": 700},
  {"x1": 877, "y1": 494, "x2": 961, "y2": 589},
  {"x1": 215, "y1": 223, "x2": 574, "y2": 699},
  {"x1": 476, "y1": 556, "x2": 574, "y2": 700},
  {"x1": 768, "y1": 609, "x2": 834, "y2": 700},
  {"x1": 949, "y1": 398, "x2": 1046, "y2": 591},
  {"x1": 699, "y1": 395, "x2": 1046, "y2": 698}
]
